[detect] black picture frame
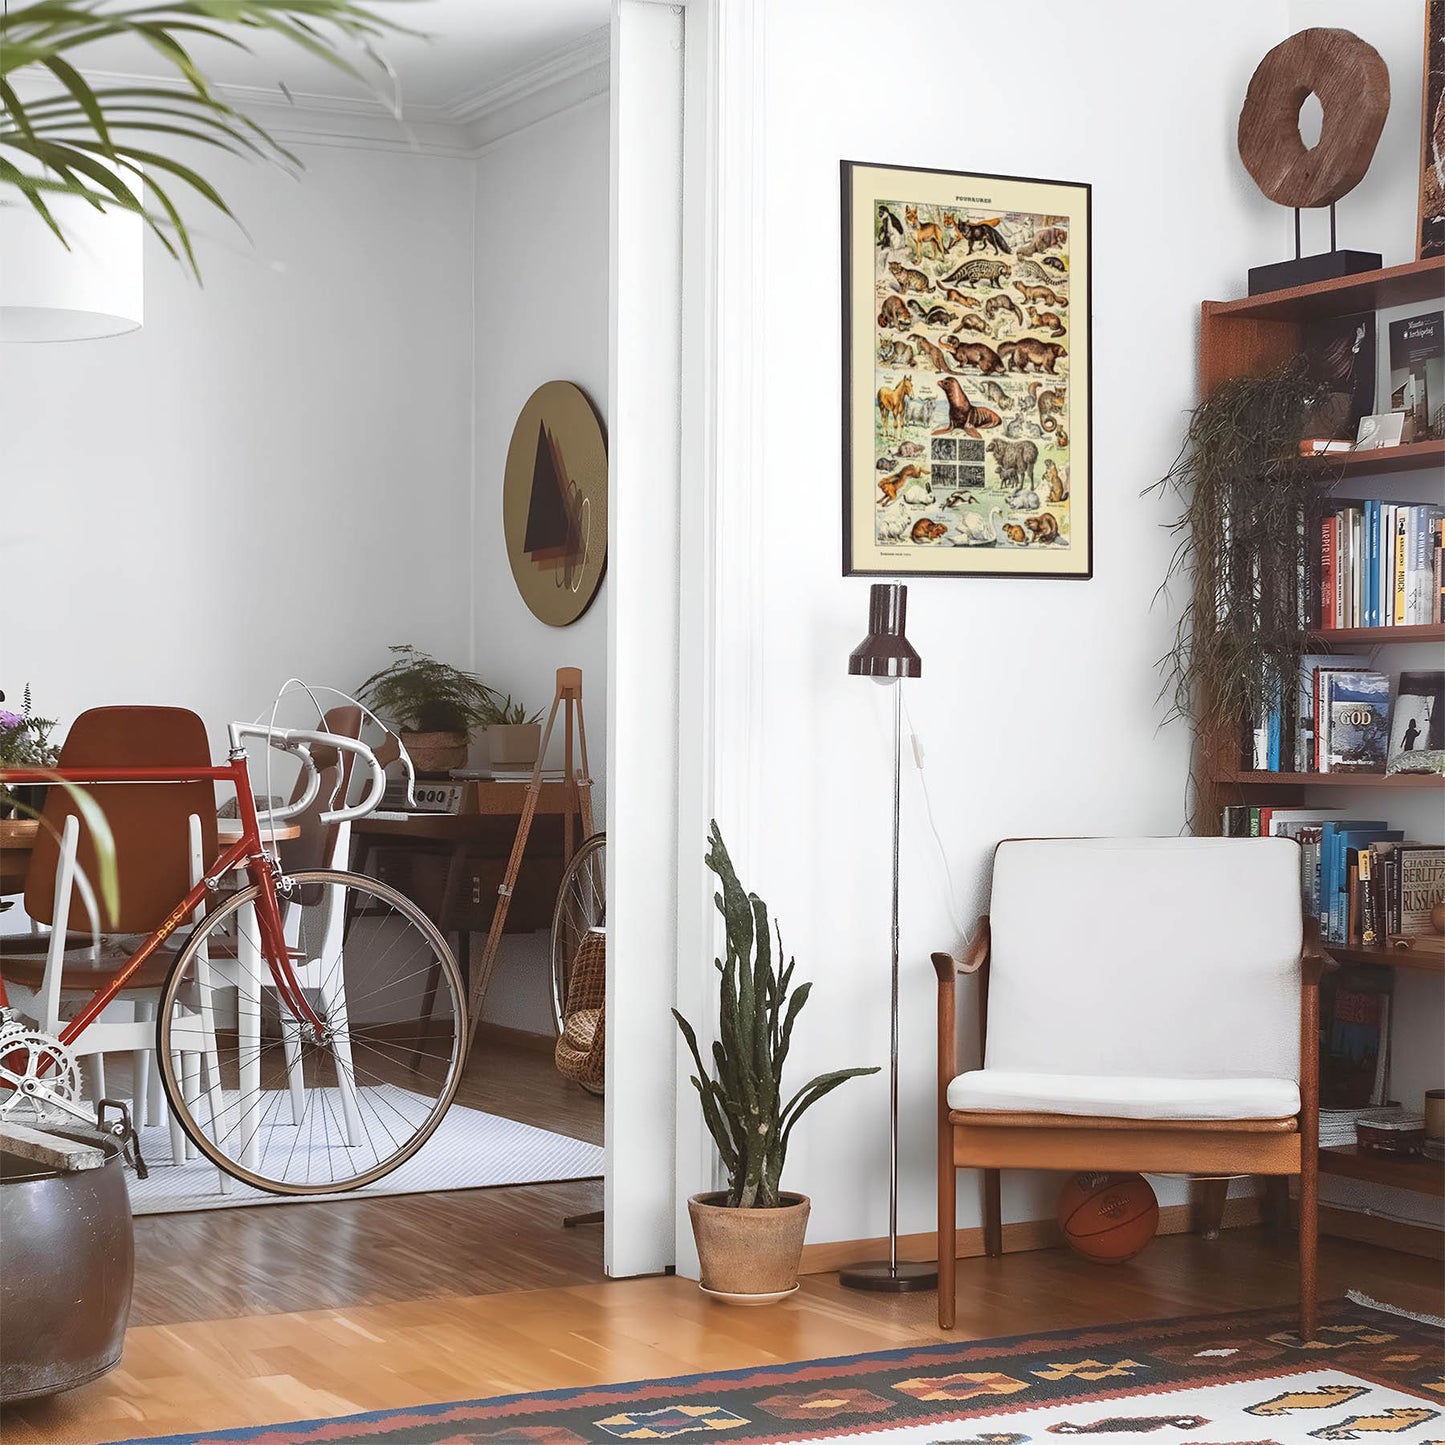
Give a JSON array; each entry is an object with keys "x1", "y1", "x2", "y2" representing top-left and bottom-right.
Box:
[{"x1": 841, "y1": 159, "x2": 1093, "y2": 580}]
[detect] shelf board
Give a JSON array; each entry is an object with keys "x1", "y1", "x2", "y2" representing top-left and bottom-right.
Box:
[
  {"x1": 1214, "y1": 770, "x2": 1445, "y2": 788},
  {"x1": 1205, "y1": 256, "x2": 1445, "y2": 323},
  {"x1": 1306, "y1": 438, "x2": 1445, "y2": 479},
  {"x1": 1306, "y1": 623, "x2": 1445, "y2": 645},
  {"x1": 1319, "y1": 1144, "x2": 1445, "y2": 1197},
  {"x1": 1323, "y1": 943, "x2": 1445, "y2": 976}
]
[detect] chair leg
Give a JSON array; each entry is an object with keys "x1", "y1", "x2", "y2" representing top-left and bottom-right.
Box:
[
  {"x1": 982, "y1": 1168, "x2": 1002, "y2": 1258},
  {"x1": 938, "y1": 1138, "x2": 956, "y2": 1329},
  {"x1": 1298, "y1": 1158, "x2": 1318, "y2": 1341},
  {"x1": 1191, "y1": 1176, "x2": 1230, "y2": 1239},
  {"x1": 1261, "y1": 1175, "x2": 1291, "y2": 1241}
]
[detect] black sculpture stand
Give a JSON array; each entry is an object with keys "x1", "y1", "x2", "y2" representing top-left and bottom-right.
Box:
[{"x1": 1247, "y1": 202, "x2": 1380, "y2": 295}]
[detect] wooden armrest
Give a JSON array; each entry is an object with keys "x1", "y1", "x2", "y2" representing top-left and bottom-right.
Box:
[
  {"x1": 933, "y1": 916, "x2": 990, "y2": 976},
  {"x1": 932, "y1": 916, "x2": 990, "y2": 982}
]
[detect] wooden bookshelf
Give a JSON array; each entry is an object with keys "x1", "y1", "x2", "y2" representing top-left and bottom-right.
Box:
[
  {"x1": 1214, "y1": 770, "x2": 1445, "y2": 789},
  {"x1": 1311, "y1": 437, "x2": 1445, "y2": 479},
  {"x1": 1306, "y1": 622, "x2": 1445, "y2": 645},
  {"x1": 1324, "y1": 942, "x2": 1445, "y2": 975},
  {"x1": 1195, "y1": 262, "x2": 1445, "y2": 1240},
  {"x1": 1206, "y1": 255, "x2": 1445, "y2": 324},
  {"x1": 1319, "y1": 1145, "x2": 1445, "y2": 1197}
]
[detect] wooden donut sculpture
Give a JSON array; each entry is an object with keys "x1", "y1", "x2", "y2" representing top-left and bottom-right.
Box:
[{"x1": 1238, "y1": 28, "x2": 1390, "y2": 209}]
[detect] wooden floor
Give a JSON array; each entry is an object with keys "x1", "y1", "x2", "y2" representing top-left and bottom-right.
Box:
[
  {"x1": 131, "y1": 1026, "x2": 606, "y2": 1325},
  {"x1": 5, "y1": 1039, "x2": 1444, "y2": 1443},
  {"x1": 6, "y1": 1230, "x2": 1442, "y2": 1445}
]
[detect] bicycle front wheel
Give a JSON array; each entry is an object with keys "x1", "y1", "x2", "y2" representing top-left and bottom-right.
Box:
[{"x1": 157, "y1": 869, "x2": 466, "y2": 1194}]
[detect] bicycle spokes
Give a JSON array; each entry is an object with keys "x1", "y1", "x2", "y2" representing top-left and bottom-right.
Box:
[{"x1": 157, "y1": 870, "x2": 465, "y2": 1194}]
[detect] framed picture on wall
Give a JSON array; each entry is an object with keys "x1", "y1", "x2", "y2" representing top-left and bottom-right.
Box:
[
  {"x1": 1420, "y1": 0, "x2": 1445, "y2": 259},
  {"x1": 841, "y1": 160, "x2": 1092, "y2": 579}
]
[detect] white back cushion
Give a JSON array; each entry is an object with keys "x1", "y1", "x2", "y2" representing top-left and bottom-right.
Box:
[{"x1": 985, "y1": 838, "x2": 1302, "y2": 1083}]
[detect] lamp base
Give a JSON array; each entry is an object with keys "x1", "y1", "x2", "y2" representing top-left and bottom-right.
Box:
[{"x1": 837, "y1": 1259, "x2": 938, "y2": 1293}]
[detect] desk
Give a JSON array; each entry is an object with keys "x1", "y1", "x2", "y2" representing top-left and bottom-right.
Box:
[{"x1": 351, "y1": 781, "x2": 588, "y2": 992}]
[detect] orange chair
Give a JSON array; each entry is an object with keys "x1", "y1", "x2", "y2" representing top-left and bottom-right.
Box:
[{"x1": 1, "y1": 706, "x2": 220, "y2": 1165}]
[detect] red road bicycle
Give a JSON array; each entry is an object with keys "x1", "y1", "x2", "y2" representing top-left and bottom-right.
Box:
[{"x1": 0, "y1": 720, "x2": 467, "y2": 1194}]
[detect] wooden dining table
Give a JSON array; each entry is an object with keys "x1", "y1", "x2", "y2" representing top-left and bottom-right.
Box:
[{"x1": 0, "y1": 816, "x2": 300, "y2": 897}]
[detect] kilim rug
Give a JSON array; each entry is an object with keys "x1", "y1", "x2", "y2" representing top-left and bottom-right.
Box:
[{"x1": 105, "y1": 1294, "x2": 1442, "y2": 1445}]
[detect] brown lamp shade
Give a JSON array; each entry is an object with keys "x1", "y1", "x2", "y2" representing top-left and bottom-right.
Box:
[{"x1": 848, "y1": 583, "x2": 921, "y2": 680}]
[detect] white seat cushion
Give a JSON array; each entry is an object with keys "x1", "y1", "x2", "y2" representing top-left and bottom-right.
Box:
[{"x1": 947, "y1": 1069, "x2": 1300, "y2": 1121}]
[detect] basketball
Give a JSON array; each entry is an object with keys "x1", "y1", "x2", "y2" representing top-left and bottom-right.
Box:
[{"x1": 1056, "y1": 1172, "x2": 1159, "y2": 1264}]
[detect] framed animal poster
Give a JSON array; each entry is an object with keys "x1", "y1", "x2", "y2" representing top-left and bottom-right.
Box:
[{"x1": 841, "y1": 160, "x2": 1092, "y2": 579}]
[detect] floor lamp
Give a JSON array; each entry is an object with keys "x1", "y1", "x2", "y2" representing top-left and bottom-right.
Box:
[{"x1": 840, "y1": 582, "x2": 937, "y2": 1293}]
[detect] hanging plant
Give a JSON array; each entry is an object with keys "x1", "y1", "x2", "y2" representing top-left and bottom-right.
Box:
[{"x1": 1146, "y1": 359, "x2": 1335, "y2": 807}]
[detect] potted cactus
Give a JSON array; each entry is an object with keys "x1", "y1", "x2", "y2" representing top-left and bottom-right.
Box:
[{"x1": 673, "y1": 823, "x2": 878, "y2": 1303}]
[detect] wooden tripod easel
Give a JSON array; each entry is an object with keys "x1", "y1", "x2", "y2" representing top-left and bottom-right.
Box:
[{"x1": 465, "y1": 667, "x2": 594, "y2": 1053}]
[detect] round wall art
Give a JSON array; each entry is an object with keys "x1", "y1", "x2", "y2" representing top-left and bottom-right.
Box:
[{"x1": 502, "y1": 381, "x2": 608, "y2": 628}]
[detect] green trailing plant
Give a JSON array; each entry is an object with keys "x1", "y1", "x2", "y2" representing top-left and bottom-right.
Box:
[
  {"x1": 672, "y1": 822, "x2": 879, "y2": 1209},
  {"x1": 1, "y1": 0, "x2": 409, "y2": 279},
  {"x1": 357, "y1": 646, "x2": 497, "y2": 734},
  {"x1": 1145, "y1": 358, "x2": 1334, "y2": 818}
]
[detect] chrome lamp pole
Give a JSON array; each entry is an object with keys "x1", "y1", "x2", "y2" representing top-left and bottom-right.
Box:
[{"x1": 839, "y1": 582, "x2": 937, "y2": 1293}]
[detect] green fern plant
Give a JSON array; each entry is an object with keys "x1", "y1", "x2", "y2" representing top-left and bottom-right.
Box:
[
  {"x1": 673, "y1": 822, "x2": 878, "y2": 1209},
  {"x1": 1, "y1": 0, "x2": 409, "y2": 278},
  {"x1": 357, "y1": 646, "x2": 496, "y2": 734}
]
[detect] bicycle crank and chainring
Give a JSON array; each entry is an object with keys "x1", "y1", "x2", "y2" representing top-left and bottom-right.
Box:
[{"x1": 0, "y1": 1026, "x2": 88, "y2": 1125}]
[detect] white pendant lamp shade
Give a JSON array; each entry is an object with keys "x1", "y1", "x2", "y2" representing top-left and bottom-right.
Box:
[{"x1": 0, "y1": 173, "x2": 143, "y2": 342}]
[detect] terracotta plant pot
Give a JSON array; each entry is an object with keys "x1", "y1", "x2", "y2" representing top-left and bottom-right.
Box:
[
  {"x1": 401, "y1": 730, "x2": 469, "y2": 778},
  {"x1": 486, "y1": 723, "x2": 542, "y2": 769},
  {"x1": 687, "y1": 1191, "x2": 810, "y2": 1303}
]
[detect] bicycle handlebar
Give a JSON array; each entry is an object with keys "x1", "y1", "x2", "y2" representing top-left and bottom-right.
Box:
[{"x1": 226, "y1": 722, "x2": 401, "y2": 826}]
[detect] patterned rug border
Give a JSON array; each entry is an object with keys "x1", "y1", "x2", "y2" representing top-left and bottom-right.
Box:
[{"x1": 103, "y1": 1294, "x2": 1442, "y2": 1445}]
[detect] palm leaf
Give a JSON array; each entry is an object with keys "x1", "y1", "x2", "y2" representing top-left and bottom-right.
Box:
[{"x1": 0, "y1": 0, "x2": 414, "y2": 278}]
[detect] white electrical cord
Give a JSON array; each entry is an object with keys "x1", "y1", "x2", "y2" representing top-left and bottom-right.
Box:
[{"x1": 899, "y1": 688, "x2": 970, "y2": 942}]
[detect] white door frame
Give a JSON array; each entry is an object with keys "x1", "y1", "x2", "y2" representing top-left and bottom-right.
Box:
[{"x1": 606, "y1": 0, "x2": 765, "y2": 1278}]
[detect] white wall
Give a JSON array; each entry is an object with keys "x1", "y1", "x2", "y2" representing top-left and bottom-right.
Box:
[
  {"x1": 697, "y1": 0, "x2": 1322, "y2": 1250},
  {"x1": 0, "y1": 142, "x2": 476, "y2": 742},
  {"x1": 469, "y1": 94, "x2": 612, "y2": 1033}
]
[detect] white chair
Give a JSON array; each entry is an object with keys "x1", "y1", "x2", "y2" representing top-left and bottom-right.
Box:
[{"x1": 932, "y1": 836, "x2": 1321, "y2": 1337}]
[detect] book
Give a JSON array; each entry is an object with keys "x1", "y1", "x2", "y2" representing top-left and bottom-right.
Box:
[
  {"x1": 1319, "y1": 966, "x2": 1393, "y2": 1109},
  {"x1": 1405, "y1": 505, "x2": 1445, "y2": 623},
  {"x1": 1296, "y1": 653, "x2": 1367, "y2": 772},
  {"x1": 1305, "y1": 311, "x2": 1377, "y2": 439},
  {"x1": 1386, "y1": 670, "x2": 1444, "y2": 767},
  {"x1": 1320, "y1": 671, "x2": 1391, "y2": 773},
  {"x1": 1396, "y1": 844, "x2": 1445, "y2": 935},
  {"x1": 1388, "y1": 311, "x2": 1443, "y2": 440}
]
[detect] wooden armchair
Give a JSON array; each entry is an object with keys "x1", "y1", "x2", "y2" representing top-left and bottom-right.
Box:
[{"x1": 933, "y1": 837, "x2": 1323, "y2": 1338}]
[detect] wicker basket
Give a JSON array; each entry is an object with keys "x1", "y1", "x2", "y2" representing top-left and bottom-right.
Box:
[{"x1": 554, "y1": 928, "x2": 606, "y2": 1095}]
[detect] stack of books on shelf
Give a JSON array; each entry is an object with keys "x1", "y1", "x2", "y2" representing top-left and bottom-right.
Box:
[
  {"x1": 1314, "y1": 502, "x2": 1444, "y2": 629},
  {"x1": 1220, "y1": 807, "x2": 1445, "y2": 949},
  {"x1": 1319, "y1": 1105, "x2": 1402, "y2": 1147},
  {"x1": 1244, "y1": 667, "x2": 1442, "y2": 776}
]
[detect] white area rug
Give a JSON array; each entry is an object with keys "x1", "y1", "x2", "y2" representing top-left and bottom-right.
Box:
[{"x1": 125, "y1": 1101, "x2": 603, "y2": 1215}]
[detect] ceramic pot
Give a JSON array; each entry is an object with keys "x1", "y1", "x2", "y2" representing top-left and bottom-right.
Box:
[
  {"x1": 401, "y1": 730, "x2": 469, "y2": 778},
  {"x1": 687, "y1": 1191, "x2": 809, "y2": 1303},
  {"x1": 0, "y1": 1127, "x2": 134, "y2": 1402},
  {"x1": 486, "y1": 723, "x2": 542, "y2": 769}
]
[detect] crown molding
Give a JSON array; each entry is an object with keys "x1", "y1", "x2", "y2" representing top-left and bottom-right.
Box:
[
  {"x1": 445, "y1": 25, "x2": 610, "y2": 139},
  {"x1": 14, "y1": 27, "x2": 611, "y2": 157}
]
